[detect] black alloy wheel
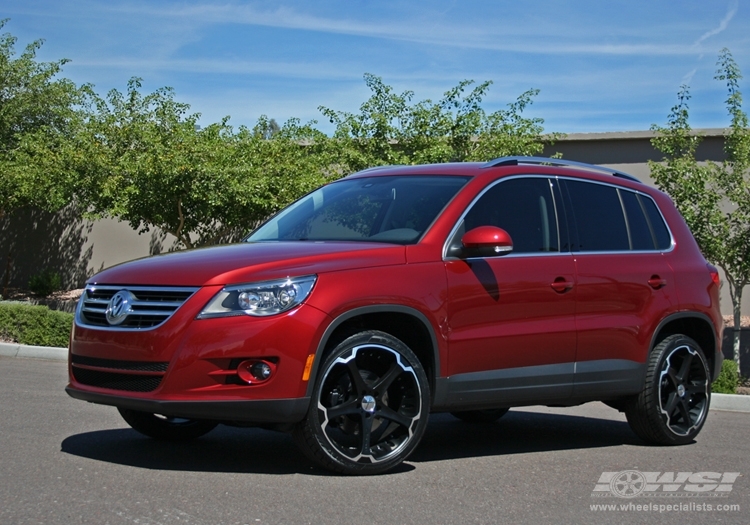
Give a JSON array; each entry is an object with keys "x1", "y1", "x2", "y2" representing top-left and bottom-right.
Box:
[
  {"x1": 294, "y1": 330, "x2": 430, "y2": 475},
  {"x1": 625, "y1": 334, "x2": 710, "y2": 445}
]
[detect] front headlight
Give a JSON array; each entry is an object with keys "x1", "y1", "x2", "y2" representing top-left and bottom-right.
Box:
[{"x1": 197, "y1": 275, "x2": 317, "y2": 318}]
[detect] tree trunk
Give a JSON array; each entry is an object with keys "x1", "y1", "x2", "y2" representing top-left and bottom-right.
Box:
[
  {"x1": 1, "y1": 251, "x2": 12, "y2": 300},
  {"x1": 733, "y1": 287, "x2": 742, "y2": 375}
]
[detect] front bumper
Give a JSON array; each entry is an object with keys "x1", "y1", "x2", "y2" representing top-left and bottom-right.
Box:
[
  {"x1": 69, "y1": 294, "x2": 332, "y2": 417},
  {"x1": 65, "y1": 386, "x2": 310, "y2": 423}
]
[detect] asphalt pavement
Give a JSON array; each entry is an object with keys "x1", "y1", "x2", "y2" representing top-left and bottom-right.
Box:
[{"x1": 1, "y1": 355, "x2": 749, "y2": 525}]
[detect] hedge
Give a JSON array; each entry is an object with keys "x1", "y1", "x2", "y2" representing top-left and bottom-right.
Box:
[
  {"x1": 0, "y1": 302, "x2": 73, "y2": 348},
  {"x1": 713, "y1": 358, "x2": 739, "y2": 394}
]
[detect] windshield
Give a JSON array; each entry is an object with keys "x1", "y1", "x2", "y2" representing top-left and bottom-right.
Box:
[{"x1": 246, "y1": 175, "x2": 470, "y2": 244}]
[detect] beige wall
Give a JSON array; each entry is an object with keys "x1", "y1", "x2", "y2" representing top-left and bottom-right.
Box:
[{"x1": 0, "y1": 209, "x2": 179, "y2": 291}]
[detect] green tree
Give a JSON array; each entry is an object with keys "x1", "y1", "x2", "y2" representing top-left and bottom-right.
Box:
[
  {"x1": 76, "y1": 79, "x2": 336, "y2": 249},
  {"x1": 319, "y1": 74, "x2": 560, "y2": 172},
  {"x1": 650, "y1": 49, "x2": 750, "y2": 373},
  {"x1": 0, "y1": 20, "x2": 87, "y2": 297},
  {"x1": 0, "y1": 19, "x2": 85, "y2": 218},
  {"x1": 712, "y1": 49, "x2": 750, "y2": 373}
]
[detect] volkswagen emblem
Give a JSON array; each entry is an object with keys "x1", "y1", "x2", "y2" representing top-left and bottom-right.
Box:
[{"x1": 105, "y1": 290, "x2": 135, "y2": 326}]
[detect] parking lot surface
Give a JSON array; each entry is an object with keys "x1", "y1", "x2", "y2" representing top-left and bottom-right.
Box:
[{"x1": 1, "y1": 356, "x2": 747, "y2": 524}]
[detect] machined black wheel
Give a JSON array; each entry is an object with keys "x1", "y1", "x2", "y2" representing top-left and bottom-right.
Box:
[
  {"x1": 625, "y1": 334, "x2": 710, "y2": 445},
  {"x1": 118, "y1": 408, "x2": 218, "y2": 441},
  {"x1": 294, "y1": 331, "x2": 430, "y2": 475},
  {"x1": 451, "y1": 408, "x2": 510, "y2": 423}
]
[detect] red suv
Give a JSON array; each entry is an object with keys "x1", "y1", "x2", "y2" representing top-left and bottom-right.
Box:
[{"x1": 67, "y1": 157, "x2": 723, "y2": 475}]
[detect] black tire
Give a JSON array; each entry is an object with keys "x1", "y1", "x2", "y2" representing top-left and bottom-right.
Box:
[
  {"x1": 118, "y1": 408, "x2": 218, "y2": 441},
  {"x1": 625, "y1": 334, "x2": 710, "y2": 445},
  {"x1": 293, "y1": 330, "x2": 430, "y2": 475},
  {"x1": 450, "y1": 408, "x2": 510, "y2": 423}
]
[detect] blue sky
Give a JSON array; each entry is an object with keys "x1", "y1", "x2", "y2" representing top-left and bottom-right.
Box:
[{"x1": 3, "y1": 0, "x2": 749, "y2": 134}]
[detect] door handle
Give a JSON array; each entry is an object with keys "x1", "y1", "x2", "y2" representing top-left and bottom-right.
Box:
[
  {"x1": 551, "y1": 277, "x2": 574, "y2": 293},
  {"x1": 648, "y1": 275, "x2": 667, "y2": 289}
]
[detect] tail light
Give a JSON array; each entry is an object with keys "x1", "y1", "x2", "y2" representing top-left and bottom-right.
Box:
[{"x1": 707, "y1": 263, "x2": 720, "y2": 286}]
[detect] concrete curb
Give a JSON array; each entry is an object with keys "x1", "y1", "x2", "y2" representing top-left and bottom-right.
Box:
[
  {"x1": 711, "y1": 393, "x2": 750, "y2": 413},
  {"x1": 1, "y1": 343, "x2": 750, "y2": 413},
  {"x1": 0, "y1": 342, "x2": 67, "y2": 361}
]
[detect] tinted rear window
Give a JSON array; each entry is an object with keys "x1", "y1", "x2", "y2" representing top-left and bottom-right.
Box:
[
  {"x1": 564, "y1": 180, "x2": 629, "y2": 252},
  {"x1": 563, "y1": 180, "x2": 672, "y2": 252},
  {"x1": 639, "y1": 194, "x2": 672, "y2": 250},
  {"x1": 620, "y1": 190, "x2": 655, "y2": 250}
]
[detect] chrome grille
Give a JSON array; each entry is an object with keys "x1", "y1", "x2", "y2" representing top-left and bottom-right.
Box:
[{"x1": 77, "y1": 285, "x2": 199, "y2": 330}]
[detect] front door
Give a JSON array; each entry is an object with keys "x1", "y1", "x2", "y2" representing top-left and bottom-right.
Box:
[{"x1": 443, "y1": 176, "x2": 577, "y2": 407}]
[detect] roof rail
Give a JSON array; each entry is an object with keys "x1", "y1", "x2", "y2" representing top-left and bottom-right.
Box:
[
  {"x1": 346, "y1": 165, "x2": 403, "y2": 177},
  {"x1": 482, "y1": 156, "x2": 641, "y2": 183}
]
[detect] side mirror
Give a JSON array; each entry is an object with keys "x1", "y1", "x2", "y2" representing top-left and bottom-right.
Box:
[{"x1": 461, "y1": 226, "x2": 513, "y2": 257}]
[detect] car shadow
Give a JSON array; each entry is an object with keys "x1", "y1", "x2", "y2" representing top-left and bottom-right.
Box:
[
  {"x1": 60, "y1": 410, "x2": 644, "y2": 476},
  {"x1": 410, "y1": 410, "x2": 642, "y2": 463}
]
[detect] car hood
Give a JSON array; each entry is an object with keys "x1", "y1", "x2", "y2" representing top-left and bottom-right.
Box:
[{"x1": 89, "y1": 241, "x2": 407, "y2": 287}]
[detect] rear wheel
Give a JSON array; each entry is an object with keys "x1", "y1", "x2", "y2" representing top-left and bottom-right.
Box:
[
  {"x1": 451, "y1": 408, "x2": 510, "y2": 423},
  {"x1": 294, "y1": 331, "x2": 430, "y2": 475},
  {"x1": 625, "y1": 334, "x2": 710, "y2": 445},
  {"x1": 118, "y1": 408, "x2": 218, "y2": 441}
]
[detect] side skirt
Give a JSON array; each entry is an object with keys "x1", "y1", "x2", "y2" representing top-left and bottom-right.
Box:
[{"x1": 432, "y1": 359, "x2": 645, "y2": 411}]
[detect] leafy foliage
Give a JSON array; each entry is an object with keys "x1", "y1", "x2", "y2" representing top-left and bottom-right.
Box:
[
  {"x1": 0, "y1": 23, "x2": 558, "y2": 254},
  {"x1": 0, "y1": 302, "x2": 72, "y2": 347},
  {"x1": 28, "y1": 269, "x2": 62, "y2": 297},
  {"x1": 710, "y1": 50, "x2": 750, "y2": 374},
  {"x1": 75, "y1": 80, "x2": 338, "y2": 248},
  {"x1": 71, "y1": 74, "x2": 556, "y2": 250},
  {"x1": 650, "y1": 49, "x2": 750, "y2": 372},
  {"x1": 0, "y1": 19, "x2": 86, "y2": 219},
  {"x1": 0, "y1": 19, "x2": 91, "y2": 298},
  {"x1": 649, "y1": 87, "x2": 726, "y2": 261},
  {"x1": 320, "y1": 74, "x2": 560, "y2": 172},
  {"x1": 712, "y1": 358, "x2": 739, "y2": 394}
]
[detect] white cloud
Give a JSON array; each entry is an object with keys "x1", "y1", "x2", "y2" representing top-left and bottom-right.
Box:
[
  {"x1": 693, "y1": 0, "x2": 738, "y2": 47},
  {"x1": 100, "y1": 1, "x2": 703, "y2": 57},
  {"x1": 682, "y1": 68, "x2": 698, "y2": 86}
]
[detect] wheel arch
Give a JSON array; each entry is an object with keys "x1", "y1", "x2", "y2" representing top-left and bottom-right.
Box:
[
  {"x1": 650, "y1": 312, "x2": 720, "y2": 379},
  {"x1": 305, "y1": 305, "x2": 441, "y2": 399}
]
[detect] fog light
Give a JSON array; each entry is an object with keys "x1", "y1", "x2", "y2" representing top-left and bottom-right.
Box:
[
  {"x1": 251, "y1": 362, "x2": 272, "y2": 380},
  {"x1": 237, "y1": 359, "x2": 276, "y2": 384}
]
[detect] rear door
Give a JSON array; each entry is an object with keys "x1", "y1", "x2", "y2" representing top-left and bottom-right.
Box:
[{"x1": 561, "y1": 179, "x2": 676, "y2": 397}]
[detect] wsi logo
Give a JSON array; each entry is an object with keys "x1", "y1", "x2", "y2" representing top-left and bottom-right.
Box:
[{"x1": 592, "y1": 471, "x2": 740, "y2": 498}]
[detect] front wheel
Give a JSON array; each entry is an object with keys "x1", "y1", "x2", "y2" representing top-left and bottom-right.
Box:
[
  {"x1": 625, "y1": 334, "x2": 710, "y2": 445},
  {"x1": 118, "y1": 408, "x2": 218, "y2": 441},
  {"x1": 294, "y1": 331, "x2": 430, "y2": 475}
]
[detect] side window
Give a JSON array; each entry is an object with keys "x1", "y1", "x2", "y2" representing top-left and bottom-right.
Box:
[
  {"x1": 639, "y1": 194, "x2": 672, "y2": 250},
  {"x1": 564, "y1": 180, "x2": 629, "y2": 252},
  {"x1": 463, "y1": 178, "x2": 559, "y2": 253},
  {"x1": 620, "y1": 190, "x2": 655, "y2": 250}
]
